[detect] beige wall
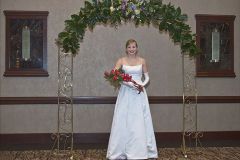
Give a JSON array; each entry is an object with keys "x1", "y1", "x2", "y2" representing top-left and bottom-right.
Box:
[
  {"x1": 0, "y1": 0, "x2": 240, "y2": 133},
  {"x1": 1, "y1": 103, "x2": 240, "y2": 133}
]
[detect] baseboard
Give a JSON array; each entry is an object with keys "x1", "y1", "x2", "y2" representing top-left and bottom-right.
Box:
[{"x1": 1, "y1": 131, "x2": 240, "y2": 150}]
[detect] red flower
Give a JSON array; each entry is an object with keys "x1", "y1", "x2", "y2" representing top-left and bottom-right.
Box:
[
  {"x1": 115, "y1": 69, "x2": 120, "y2": 75},
  {"x1": 104, "y1": 71, "x2": 110, "y2": 77},
  {"x1": 110, "y1": 69, "x2": 115, "y2": 74},
  {"x1": 113, "y1": 75, "x2": 118, "y2": 81}
]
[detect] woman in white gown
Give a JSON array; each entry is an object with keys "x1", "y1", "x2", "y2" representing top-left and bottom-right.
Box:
[{"x1": 107, "y1": 39, "x2": 158, "y2": 160}]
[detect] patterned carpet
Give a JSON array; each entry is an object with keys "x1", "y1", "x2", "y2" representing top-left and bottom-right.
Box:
[{"x1": 1, "y1": 147, "x2": 240, "y2": 160}]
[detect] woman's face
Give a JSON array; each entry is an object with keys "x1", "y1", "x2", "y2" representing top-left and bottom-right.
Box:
[{"x1": 126, "y1": 42, "x2": 137, "y2": 55}]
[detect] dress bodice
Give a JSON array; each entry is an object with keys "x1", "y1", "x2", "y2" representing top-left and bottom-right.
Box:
[{"x1": 122, "y1": 64, "x2": 142, "y2": 83}]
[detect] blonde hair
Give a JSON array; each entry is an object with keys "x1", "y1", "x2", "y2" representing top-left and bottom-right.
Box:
[{"x1": 125, "y1": 39, "x2": 138, "y2": 48}]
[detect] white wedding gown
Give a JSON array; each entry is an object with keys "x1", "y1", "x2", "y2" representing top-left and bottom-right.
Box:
[{"x1": 107, "y1": 64, "x2": 158, "y2": 160}]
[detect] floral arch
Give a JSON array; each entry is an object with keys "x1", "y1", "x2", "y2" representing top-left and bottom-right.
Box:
[
  {"x1": 54, "y1": 0, "x2": 199, "y2": 158},
  {"x1": 57, "y1": 0, "x2": 199, "y2": 56}
]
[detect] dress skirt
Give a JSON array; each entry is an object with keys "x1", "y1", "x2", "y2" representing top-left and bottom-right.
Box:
[{"x1": 106, "y1": 84, "x2": 158, "y2": 160}]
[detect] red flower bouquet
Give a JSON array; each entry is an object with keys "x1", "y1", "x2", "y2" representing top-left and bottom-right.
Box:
[{"x1": 104, "y1": 68, "x2": 143, "y2": 93}]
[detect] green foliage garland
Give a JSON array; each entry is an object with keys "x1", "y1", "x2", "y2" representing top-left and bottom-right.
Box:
[{"x1": 57, "y1": 0, "x2": 199, "y2": 57}]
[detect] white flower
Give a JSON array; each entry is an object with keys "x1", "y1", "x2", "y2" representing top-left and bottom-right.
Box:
[
  {"x1": 134, "y1": 9, "x2": 140, "y2": 15},
  {"x1": 110, "y1": 6, "x2": 115, "y2": 12}
]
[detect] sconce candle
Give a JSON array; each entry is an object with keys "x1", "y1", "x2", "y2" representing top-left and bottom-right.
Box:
[
  {"x1": 211, "y1": 28, "x2": 220, "y2": 62},
  {"x1": 22, "y1": 26, "x2": 30, "y2": 60}
]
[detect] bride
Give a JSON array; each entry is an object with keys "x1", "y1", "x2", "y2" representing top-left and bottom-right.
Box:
[{"x1": 106, "y1": 39, "x2": 158, "y2": 160}]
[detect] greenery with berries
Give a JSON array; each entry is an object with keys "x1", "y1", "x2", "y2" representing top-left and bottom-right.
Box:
[{"x1": 57, "y1": 0, "x2": 199, "y2": 57}]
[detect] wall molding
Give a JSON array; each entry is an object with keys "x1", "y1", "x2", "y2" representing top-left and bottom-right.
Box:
[
  {"x1": 1, "y1": 96, "x2": 240, "y2": 105},
  {"x1": 1, "y1": 131, "x2": 240, "y2": 150}
]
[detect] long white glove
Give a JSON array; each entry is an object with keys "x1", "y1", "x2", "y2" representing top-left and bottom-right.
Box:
[{"x1": 141, "y1": 72, "x2": 150, "y2": 86}]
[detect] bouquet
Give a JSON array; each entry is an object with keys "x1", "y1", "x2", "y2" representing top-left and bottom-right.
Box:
[{"x1": 104, "y1": 68, "x2": 143, "y2": 93}]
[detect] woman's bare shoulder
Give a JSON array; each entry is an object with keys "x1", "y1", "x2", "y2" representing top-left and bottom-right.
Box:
[
  {"x1": 138, "y1": 56, "x2": 146, "y2": 64},
  {"x1": 117, "y1": 56, "x2": 127, "y2": 63},
  {"x1": 116, "y1": 57, "x2": 126, "y2": 65}
]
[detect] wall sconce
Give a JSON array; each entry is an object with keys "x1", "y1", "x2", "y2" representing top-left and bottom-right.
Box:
[
  {"x1": 211, "y1": 28, "x2": 220, "y2": 63},
  {"x1": 22, "y1": 26, "x2": 31, "y2": 61}
]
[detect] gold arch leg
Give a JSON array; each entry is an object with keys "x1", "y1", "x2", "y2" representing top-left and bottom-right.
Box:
[
  {"x1": 181, "y1": 54, "x2": 202, "y2": 158},
  {"x1": 51, "y1": 46, "x2": 74, "y2": 159}
]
